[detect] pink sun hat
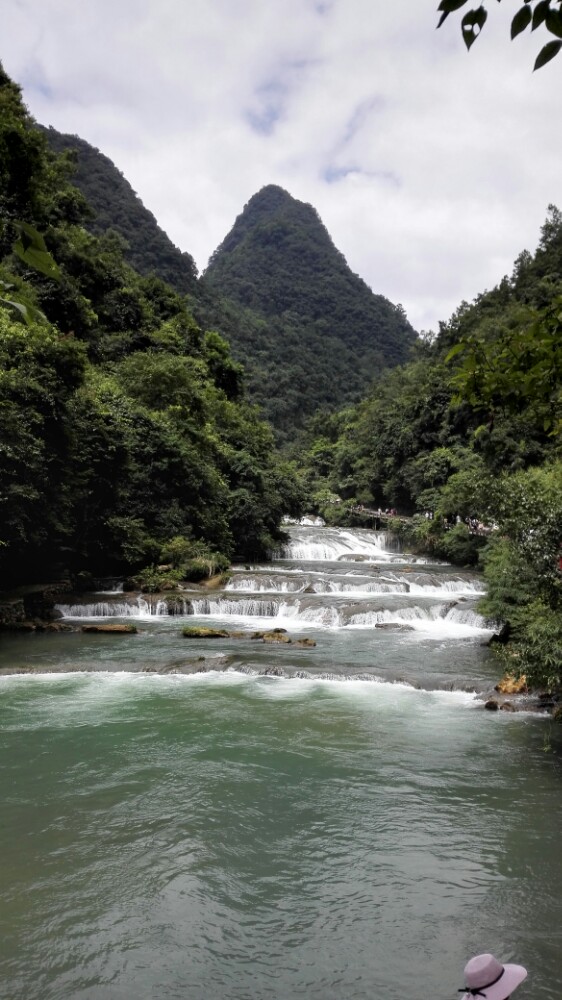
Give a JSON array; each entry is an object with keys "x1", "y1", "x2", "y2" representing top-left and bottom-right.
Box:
[{"x1": 459, "y1": 953, "x2": 527, "y2": 1000}]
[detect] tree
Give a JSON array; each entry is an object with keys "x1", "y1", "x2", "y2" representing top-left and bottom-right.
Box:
[
  {"x1": 437, "y1": 0, "x2": 562, "y2": 69},
  {"x1": 445, "y1": 207, "x2": 562, "y2": 438}
]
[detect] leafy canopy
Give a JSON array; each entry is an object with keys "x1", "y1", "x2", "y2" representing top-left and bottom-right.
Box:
[{"x1": 437, "y1": 0, "x2": 562, "y2": 69}]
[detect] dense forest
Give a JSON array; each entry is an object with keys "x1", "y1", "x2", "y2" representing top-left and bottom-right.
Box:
[
  {"x1": 204, "y1": 185, "x2": 417, "y2": 438},
  {"x1": 0, "y1": 64, "x2": 306, "y2": 587},
  {"x1": 41, "y1": 127, "x2": 199, "y2": 297}
]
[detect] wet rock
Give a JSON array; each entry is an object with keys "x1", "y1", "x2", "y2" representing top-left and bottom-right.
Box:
[
  {"x1": 484, "y1": 699, "x2": 499, "y2": 711},
  {"x1": 165, "y1": 597, "x2": 193, "y2": 615},
  {"x1": 495, "y1": 672, "x2": 527, "y2": 695},
  {"x1": 181, "y1": 626, "x2": 230, "y2": 638},
  {"x1": 37, "y1": 622, "x2": 75, "y2": 633},
  {"x1": 262, "y1": 666, "x2": 285, "y2": 675},
  {"x1": 201, "y1": 572, "x2": 232, "y2": 591},
  {"x1": 438, "y1": 600, "x2": 458, "y2": 618},
  {"x1": 82, "y1": 623, "x2": 138, "y2": 634},
  {"x1": 375, "y1": 622, "x2": 415, "y2": 631},
  {"x1": 251, "y1": 628, "x2": 287, "y2": 640},
  {"x1": 262, "y1": 632, "x2": 292, "y2": 643},
  {"x1": 500, "y1": 702, "x2": 517, "y2": 712},
  {"x1": 0, "y1": 597, "x2": 26, "y2": 627},
  {"x1": 488, "y1": 623, "x2": 511, "y2": 646},
  {"x1": 293, "y1": 638, "x2": 317, "y2": 647}
]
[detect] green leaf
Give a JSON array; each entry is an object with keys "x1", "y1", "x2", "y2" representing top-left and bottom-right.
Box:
[
  {"x1": 437, "y1": 0, "x2": 471, "y2": 11},
  {"x1": 437, "y1": 0, "x2": 470, "y2": 27},
  {"x1": 461, "y1": 6, "x2": 488, "y2": 48},
  {"x1": 511, "y1": 4, "x2": 533, "y2": 37},
  {"x1": 445, "y1": 343, "x2": 467, "y2": 362},
  {"x1": 0, "y1": 296, "x2": 43, "y2": 325},
  {"x1": 13, "y1": 222, "x2": 62, "y2": 281},
  {"x1": 545, "y1": 9, "x2": 562, "y2": 36},
  {"x1": 534, "y1": 38, "x2": 562, "y2": 67},
  {"x1": 532, "y1": 0, "x2": 551, "y2": 30}
]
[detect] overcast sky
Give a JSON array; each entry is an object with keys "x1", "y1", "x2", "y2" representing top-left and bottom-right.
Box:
[{"x1": 3, "y1": 0, "x2": 562, "y2": 332}]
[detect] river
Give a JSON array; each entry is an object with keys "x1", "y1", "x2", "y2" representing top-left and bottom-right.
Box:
[{"x1": 0, "y1": 524, "x2": 560, "y2": 1000}]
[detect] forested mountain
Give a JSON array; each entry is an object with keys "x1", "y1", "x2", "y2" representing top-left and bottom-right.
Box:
[
  {"x1": 41, "y1": 127, "x2": 198, "y2": 296},
  {"x1": 39, "y1": 127, "x2": 418, "y2": 441},
  {"x1": 0, "y1": 64, "x2": 305, "y2": 585},
  {"x1": 203, "y1": 185, "x2": 417, "y2": 436}
]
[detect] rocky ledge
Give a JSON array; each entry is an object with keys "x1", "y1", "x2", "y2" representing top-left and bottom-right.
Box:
[{"x1": 181, "y1": 626, "x2": 316, "y2": 646}]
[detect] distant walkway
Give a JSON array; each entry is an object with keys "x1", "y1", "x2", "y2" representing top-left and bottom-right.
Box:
[
  {"x1": 349, "y1": 507, "x2": 494, "y2": 536},
  {"x1": 349, "y1": 507, "x2": 410, "y2": 527}
]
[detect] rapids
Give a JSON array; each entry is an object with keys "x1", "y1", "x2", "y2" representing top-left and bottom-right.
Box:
[{"x1": 0, "y1": 525, "x2": 560, "y2": 1000}]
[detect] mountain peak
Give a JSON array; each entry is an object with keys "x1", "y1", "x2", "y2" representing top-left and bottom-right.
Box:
[{"x1": 204, "y1": 186, "x2": 417, "y2": 435}]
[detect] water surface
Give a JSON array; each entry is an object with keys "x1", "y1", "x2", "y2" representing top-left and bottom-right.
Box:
[{"x1": 1, "y1": 526, "x2": 560, "y2": 1000}]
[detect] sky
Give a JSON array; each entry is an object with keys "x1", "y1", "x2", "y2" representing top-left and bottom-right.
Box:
[{"x1": 3, "y1": 0, "x2": 562, "y2": 333}]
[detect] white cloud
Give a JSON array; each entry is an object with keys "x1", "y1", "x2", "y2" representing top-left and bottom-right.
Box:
[{"x1": 3, "y1": 0, "x2": 561, "y2": 331}]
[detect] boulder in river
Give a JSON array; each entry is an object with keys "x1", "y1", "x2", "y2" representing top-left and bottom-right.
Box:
[
  {"x1": 262, "y1": 632, "x2": 292, "y2": 643},
  {"x1": 82, "y1": 623, "x2": 138, "y2": 634},
  {"x1": 182, "y1": 626, "x2": 230, "y2": 638},
  {"x1": 251, "y1": 628, "x2": 287, "y2": 640},
  {"x1": 375, "y1": 622, "x2": 415, "y2": 631}
]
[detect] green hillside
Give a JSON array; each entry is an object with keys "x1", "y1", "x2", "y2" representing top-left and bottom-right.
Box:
[
  {"x1": 41, "y1": 126, "x2": 198, "y2": 296},
  {"x1": 40, "y1": 127, "x2": 418, "y2": 440},
  {"x1": 203, "y1": 185, "x2": 417, "y2": 436}
]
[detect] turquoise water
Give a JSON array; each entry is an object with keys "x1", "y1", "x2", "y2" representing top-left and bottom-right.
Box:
[{"x1": 1, "y1": 527, "x2": 560, "y2": 1000}]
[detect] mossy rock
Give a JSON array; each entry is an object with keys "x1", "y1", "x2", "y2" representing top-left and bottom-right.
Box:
[
  {"x1": 293, "y1": 638, "x2": 317, "y2": 647},
  {"x1": 251, "y1": 628, "x2": 288, "y2": 640},
  {"x1": 81, "y1": 623, "x2": 137, "y2": 634},
  {"x1": 262, "y1": 631, "x2": 292, "y2": 643},
  {"x1": 181, "y1": 626, "x2": 230, "y2": 638}
]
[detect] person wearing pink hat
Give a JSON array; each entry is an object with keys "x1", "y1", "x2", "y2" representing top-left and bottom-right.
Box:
[{"x1": 459, "y1": 953, "x2": 527, "y2": 999}]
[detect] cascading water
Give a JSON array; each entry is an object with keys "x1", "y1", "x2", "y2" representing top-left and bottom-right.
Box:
[{"x1": 52, "y1": 524, "x2": 494, "y2": 685}]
